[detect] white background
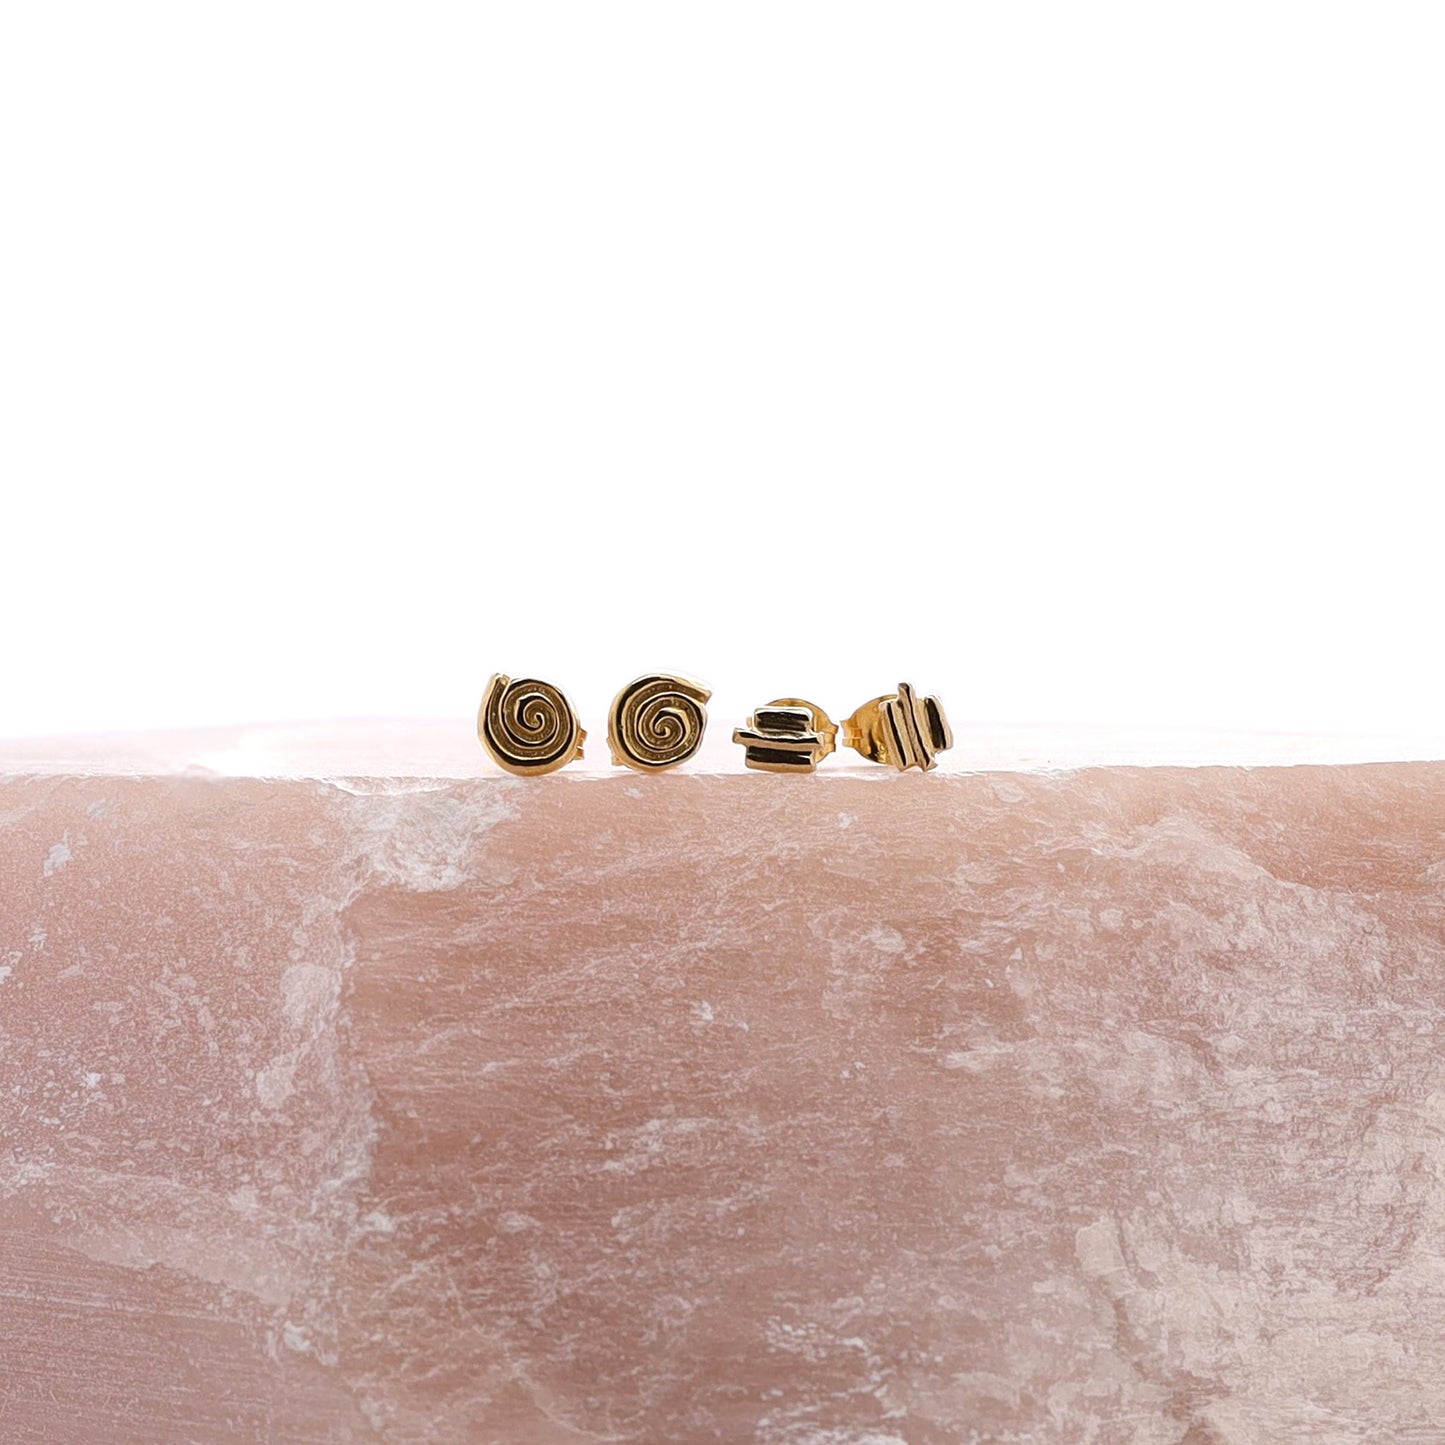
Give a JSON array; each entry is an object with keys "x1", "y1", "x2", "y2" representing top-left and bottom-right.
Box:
[{"x1": 1, "y1": 5, "x2": 1441, "y2": 741}]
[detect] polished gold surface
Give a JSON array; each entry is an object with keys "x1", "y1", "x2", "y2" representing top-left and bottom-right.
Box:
[
  {"x1": 842, "y1": 682, "x2": 952, "y2": 772},
  {"x1": 608, "y1": 673, "x2": 711, "y2": 772},
  {"x1": 733, "y1": 698, "x2": 838, "y2": 774},
  {"x1": 478, "y1": 673, "x2": 586, "y2": 776}
]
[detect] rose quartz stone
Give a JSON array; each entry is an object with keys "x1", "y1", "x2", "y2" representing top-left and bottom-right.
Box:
[{"x1": 4, "y1": 721, "x2": 1445, "y2": 1443}]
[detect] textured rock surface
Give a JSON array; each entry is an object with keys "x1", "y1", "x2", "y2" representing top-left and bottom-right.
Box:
[{"x1": 4, "y1": 724, "x2": 1445, "y2": 1442}]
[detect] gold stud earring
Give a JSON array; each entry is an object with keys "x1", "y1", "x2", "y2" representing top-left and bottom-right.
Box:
[
  {"x1": 841, "y1": 682, "x2": 952, "y2": 772},
  {"x1": 608, "y1": 673, "x2": 711, "y2": 772},
  {"x1": 478, "y1": 673, "x2": 586, "y2": 776},
  {"x1": 733, "y1": 699, "x2": 838, "y2": 774}
]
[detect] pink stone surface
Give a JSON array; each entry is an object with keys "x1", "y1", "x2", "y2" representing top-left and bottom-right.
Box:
[{"x1": 4, "y1": 724, "x2": 1445, "y2": 1441}]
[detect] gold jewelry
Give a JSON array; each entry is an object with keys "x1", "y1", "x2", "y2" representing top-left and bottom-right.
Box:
[
  {"x1": 608, "y1": 673, "x2": 711, "y2": 772},
  {"x1": 841, "y1": 682, "x2": 952, "y2": 772},
  {"x1": 733, "y1": 699, "x2": 838, "y2": 774},
  {"x1": 478, "y1": 673, "x2": 586, "y2": 776}
]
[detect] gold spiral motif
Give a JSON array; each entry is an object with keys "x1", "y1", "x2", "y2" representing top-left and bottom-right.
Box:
[
  {"x1": 478, "y1": 674, "x2": 585, "y2": 776},
  {"x1": 608, "y1": 673, "x2": 712, "y2": 772}
]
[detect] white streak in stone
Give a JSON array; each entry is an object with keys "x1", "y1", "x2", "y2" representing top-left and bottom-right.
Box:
[{"x1": 43, "y1": 838, "x2": 72, "y2": 876}]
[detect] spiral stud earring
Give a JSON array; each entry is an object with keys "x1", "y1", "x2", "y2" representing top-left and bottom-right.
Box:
[
  {"x1": 608, "y1": 673, "x2": 711, "y2": 773},
  {"x1": 841, "y1": 682, "x2": 952, "y2": 772},
  {"x1": 478, "y1": 673, "x2": 586, "y2": 776}
]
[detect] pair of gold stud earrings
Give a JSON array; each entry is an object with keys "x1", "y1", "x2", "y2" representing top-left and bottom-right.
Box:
[{"x1": 478, "y1": 672, "x2": 951, "y2": 777}]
